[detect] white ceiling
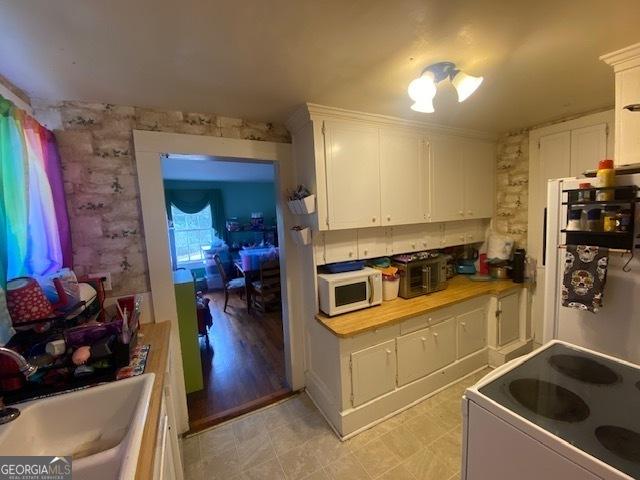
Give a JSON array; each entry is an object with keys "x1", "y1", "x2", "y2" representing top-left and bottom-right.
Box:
[
  {"x1": 162, "y1": 155, "x2": 275, "y2": 182},
  {"x1": 1, "y1": 0, "x2": 639, "y2": 133}
]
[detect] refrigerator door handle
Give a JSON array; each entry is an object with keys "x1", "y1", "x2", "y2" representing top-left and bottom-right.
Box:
[{"x1": 542, "y1": 207, "x2": 547, "y2": 267}]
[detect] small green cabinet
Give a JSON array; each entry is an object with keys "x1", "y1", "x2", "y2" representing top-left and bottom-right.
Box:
[{"x1": 173, "y1": 270, "x2": 204, "y2": 393}]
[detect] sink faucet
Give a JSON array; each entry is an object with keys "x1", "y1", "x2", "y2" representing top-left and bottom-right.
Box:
[
  {"x1": 0, "y1": 347, "x2": 38, "y2": 378},
  {"x1": 0, "y1": 347, "x2": 38, "y2": 425}
]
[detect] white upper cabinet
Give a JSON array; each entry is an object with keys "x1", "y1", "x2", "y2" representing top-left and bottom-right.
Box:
[
  {"x1": 429, "y1": 135, "x2": 465, "y2": 222},
  {"x1": 462, "y1": 140, "x2": 495, "y2": 219},
  {"x1": 570, "y1": 124, "x2": 607, "y2": 176},
  {"x1": 380, "y1": 130, "x2": 428, "y2": 225},
  {"x1": 616, "y1": 67, "x2": 640, "y2": 166},
  {"x1": 322, "y1": 230, "x2": 358, "y2": 264},
  {"x1": 357, "y1": 227, "x2": 389, "y2": 259},
  {"x1": 601, "y1": 43, "x2": 640, "y2": 166},
  {"x1": 323, "y1": 120, "x2": 381, "y2": 230}
]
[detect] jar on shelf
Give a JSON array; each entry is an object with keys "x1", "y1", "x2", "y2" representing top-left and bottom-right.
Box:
[
  {"x1": 586, "y1": 208, "x2": 603, "y2": 232},
  {"x1": 603, "y1": 206, "x2": 619, "y2": 232},
  {"x1": 596, "y1": 159, "x2": 615, "y2": 201},
  {"x1": 616, "y1": 209, "x2": 632, "y2": 233},
  {"x1": 578, "y1": 182, "x2": 593, "y2": 202},
  {"x1": 566, "y1": 209, "x2": 583, "y2": 231}
]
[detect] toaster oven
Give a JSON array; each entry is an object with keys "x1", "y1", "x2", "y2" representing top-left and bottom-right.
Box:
[{"x1": 392, "y1": 253, "x2": 448, "y2": 299}]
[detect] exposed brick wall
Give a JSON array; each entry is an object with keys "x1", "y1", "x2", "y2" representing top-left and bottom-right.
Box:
[
  {"x1": 495, "y1": 130, "x2": 529, "y2": 248},
  {"x1": 493, "y1": 108, "x2": 612, "y2": 250},
  {"x1": 33, "y1": 100, "x2": 290, "y2": 297}
]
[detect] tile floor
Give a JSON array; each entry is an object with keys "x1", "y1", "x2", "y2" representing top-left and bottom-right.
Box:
[{"x1": 181, "y1": 368, "x2": 491, "y2": 480}]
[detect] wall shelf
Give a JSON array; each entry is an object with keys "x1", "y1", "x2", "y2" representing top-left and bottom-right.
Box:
[{"x1": 561, "y1": 185, "x2": 638, "y2": 250}]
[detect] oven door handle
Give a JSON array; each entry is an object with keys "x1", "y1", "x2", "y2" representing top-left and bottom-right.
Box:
[
  {"x1": 421, "y1": 266, "x2": 430, "y2": 290},
  {"x1": 368, "y1": 275, "x2": 374, "y2": 304}
]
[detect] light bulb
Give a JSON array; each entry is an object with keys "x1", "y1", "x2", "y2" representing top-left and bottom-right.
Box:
[
  {"x1": 451, "y1": 71, "x2": 483, "y2": 102},
  {"x1": 407, "y1": 71, "x2": 437, "y2": 113}
]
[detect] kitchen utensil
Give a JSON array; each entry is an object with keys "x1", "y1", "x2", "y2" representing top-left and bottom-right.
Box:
[{"x1": 489, "y1": 265, "x2": 510, "y2": 279}]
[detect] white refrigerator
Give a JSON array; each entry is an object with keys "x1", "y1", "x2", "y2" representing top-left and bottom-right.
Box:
[{"x1": 543, "y1": 174, "x2": 640, "y2": 364}]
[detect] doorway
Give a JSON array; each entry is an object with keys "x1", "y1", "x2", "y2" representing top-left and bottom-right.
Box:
[
  {"x1": 133, "y1": 131, "x2": 304, "y2": 436},
  {"x1": 161, "y1": 155, "x2": 289, "y2": 431}
]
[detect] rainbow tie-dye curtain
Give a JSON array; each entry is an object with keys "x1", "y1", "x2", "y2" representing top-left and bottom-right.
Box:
[{"x1": 0, "y1": 96, "x2": 71, "y2": 343}]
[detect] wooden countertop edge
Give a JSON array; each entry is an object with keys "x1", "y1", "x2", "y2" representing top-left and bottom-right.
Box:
[
  {"x1": 135, "y1": 321, "x2": 171, "y2": 480},
  {"x1": 316, "y1": 278, "x2": 524, "y2": 338}
]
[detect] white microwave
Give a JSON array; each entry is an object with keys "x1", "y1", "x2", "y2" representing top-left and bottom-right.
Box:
[{"x1": 317, "y1": 267, "x2": 382, "y2": 316}]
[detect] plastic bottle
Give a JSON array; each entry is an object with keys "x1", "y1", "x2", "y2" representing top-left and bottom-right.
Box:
[{"x1": 596, "y1": 159, "x2": 615, "y2": 201}]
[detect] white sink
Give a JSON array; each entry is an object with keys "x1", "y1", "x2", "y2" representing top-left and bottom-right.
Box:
[{"x1": 0, "y1": 373, "x2": 155, "y2": 480}]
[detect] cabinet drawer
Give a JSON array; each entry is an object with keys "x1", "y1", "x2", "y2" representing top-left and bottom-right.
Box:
[
  {"x1": 400, "y1": 306, "x2": 452, "y2": 335},
  {"x1": 457, "y1": 306, "x2": 487, "y2": 358},
  {"x1": 351, "y1": 339, "x2": 396, "y2": 406},
  {"x1": 397, "y1": 318, "x2": 456, "y2": 386}
]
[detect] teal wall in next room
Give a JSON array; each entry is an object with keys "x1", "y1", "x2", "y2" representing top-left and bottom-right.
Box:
[{"x1": 163, "y1": 179, "x2": 277, "y2": 229}]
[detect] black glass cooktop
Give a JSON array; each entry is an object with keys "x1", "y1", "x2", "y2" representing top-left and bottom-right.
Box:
[{"x1": 479, "y1": 343, "x2": 640, "y2": 478}]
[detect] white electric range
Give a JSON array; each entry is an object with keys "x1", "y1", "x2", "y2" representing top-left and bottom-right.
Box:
[{"x1": 462, "y1": 340, "x2": 640, "y2": 479}]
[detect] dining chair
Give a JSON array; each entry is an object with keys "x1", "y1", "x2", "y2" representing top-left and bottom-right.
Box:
[
  {"x1": 251, "y1": 259, "x2": 281, "y2": 312},
  {"x1": 213, "y1": 254, "x2": 245, "y2": 312}
]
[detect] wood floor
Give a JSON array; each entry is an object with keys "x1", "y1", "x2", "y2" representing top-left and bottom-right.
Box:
[{"x1": 186, "y1": 291, "x2": 290, "y2": 433}]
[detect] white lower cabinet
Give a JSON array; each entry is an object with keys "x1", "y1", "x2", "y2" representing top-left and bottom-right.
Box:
[
  {"x1": 153, "y1": 350, "x2": 183, "y2": 480},
  {"x1": 497, "y1": 292, "x2": 520, "y2": 346},
  {"x1": 457, "y1": 307, "x2": 487, "y2": 358},
  {"x1": 397, "y1": 317, "x2": 456, "y2": 386},
  {"x1": 154, "y1": 398, "x2": 180, "y2": 480},
  {"x1": 350, "y1": 340, "x2": 396, "y2": 407}
]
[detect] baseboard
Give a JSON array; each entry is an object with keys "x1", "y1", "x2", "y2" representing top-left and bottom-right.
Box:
[{"x1": 488, "y1": 338, "x2": 534, "y2": 367}]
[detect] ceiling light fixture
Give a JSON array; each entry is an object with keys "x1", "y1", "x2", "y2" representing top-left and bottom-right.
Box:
[{"x1": 407, "y1": 62, "x2": 483, "y2": 112}]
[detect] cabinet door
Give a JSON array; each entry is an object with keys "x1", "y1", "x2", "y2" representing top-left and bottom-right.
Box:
[
  {"x1": 464, "y1": 219, "x2": 486, "y2": 244},
  {"x1": 380, "y1": 130, "x2": 427, "y2": 225},
  {"x1": 323, "y1": 230, "x2": 358, "y2": 264},
  {"x1": 390, "y1": 224, "x2": 427, "y2": 254},
  {"x1": 463, "y1": 140, "x2": 495, "y2": 219},
  {"x1": 532, "y1": 131, "x2": 571, "y2": 262},
  {"x1": 351, "y1": 340, "x2": 396, "y2": 407},
  {"x1": 442, "y1": 221, "x2": 468, "y2": 248},
  {"x1": 570, "y1": 124, "x2": 607, "y2": 176},
  {"x1": 617, "y1": 67, "x2": 640, "y2": 166},
  {"x1": 429, "y1": 136, "x2": 464, "y2": 222},
  {"x1": 324, "y1": 120, "x2": 381, "y2": 229},
  {"x1": 498, "y1": 292, "x2": 520, "y2": 346},
  {"x1": 357, "y1": 227, "x2": 388, "y2": 259},
  {"x1": 457, "y1": 307, "x2": 487, "y2": 358},
  {"x1": 397, "y1": 317, "x2": 456, "y2": 386}
]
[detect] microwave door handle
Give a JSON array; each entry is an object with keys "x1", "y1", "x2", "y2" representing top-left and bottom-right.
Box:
[
  {"x1": 368, "y1": 275, "x2": 374, "y2": 304},
  {"x1": 422, "y1": 266, "x2": 429, "y2": 291}
]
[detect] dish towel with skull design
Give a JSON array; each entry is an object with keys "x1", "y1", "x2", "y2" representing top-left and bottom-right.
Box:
[{"x1": 562, "y1": 245, "x2": 609, "y2": 313}]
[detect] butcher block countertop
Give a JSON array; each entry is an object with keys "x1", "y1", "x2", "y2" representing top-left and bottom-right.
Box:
[
  {"x1": 135, "y1": 321, "x2": 171, "y2": 480},
  {"x1": 316, "y1": 276, "x2": 523, "y2": 338}
]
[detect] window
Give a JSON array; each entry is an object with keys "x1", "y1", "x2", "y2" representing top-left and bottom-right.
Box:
[{"x1": 171, "y1": 205, "x2": 215, "y2": 264}]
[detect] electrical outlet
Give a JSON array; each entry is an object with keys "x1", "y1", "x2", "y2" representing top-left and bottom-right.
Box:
[{"x1": 88, "y1": 271, "x2": 112, "y2": 291}]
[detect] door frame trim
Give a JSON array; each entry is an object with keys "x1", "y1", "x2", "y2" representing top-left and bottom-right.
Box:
[{"x1": 133, "y1": 130, "x2": 304, "y2": 433}]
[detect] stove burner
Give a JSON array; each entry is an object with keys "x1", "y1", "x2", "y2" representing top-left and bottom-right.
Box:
[
  {"x1": 596, "y1": 426, "x2": 640, "y2": 464},
  {"x1": 509, "y1": 378, "x2": 590, "y2": 422},
  {"x1": 549, "y1": 354, "x2": 620, "y2": 385}
]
